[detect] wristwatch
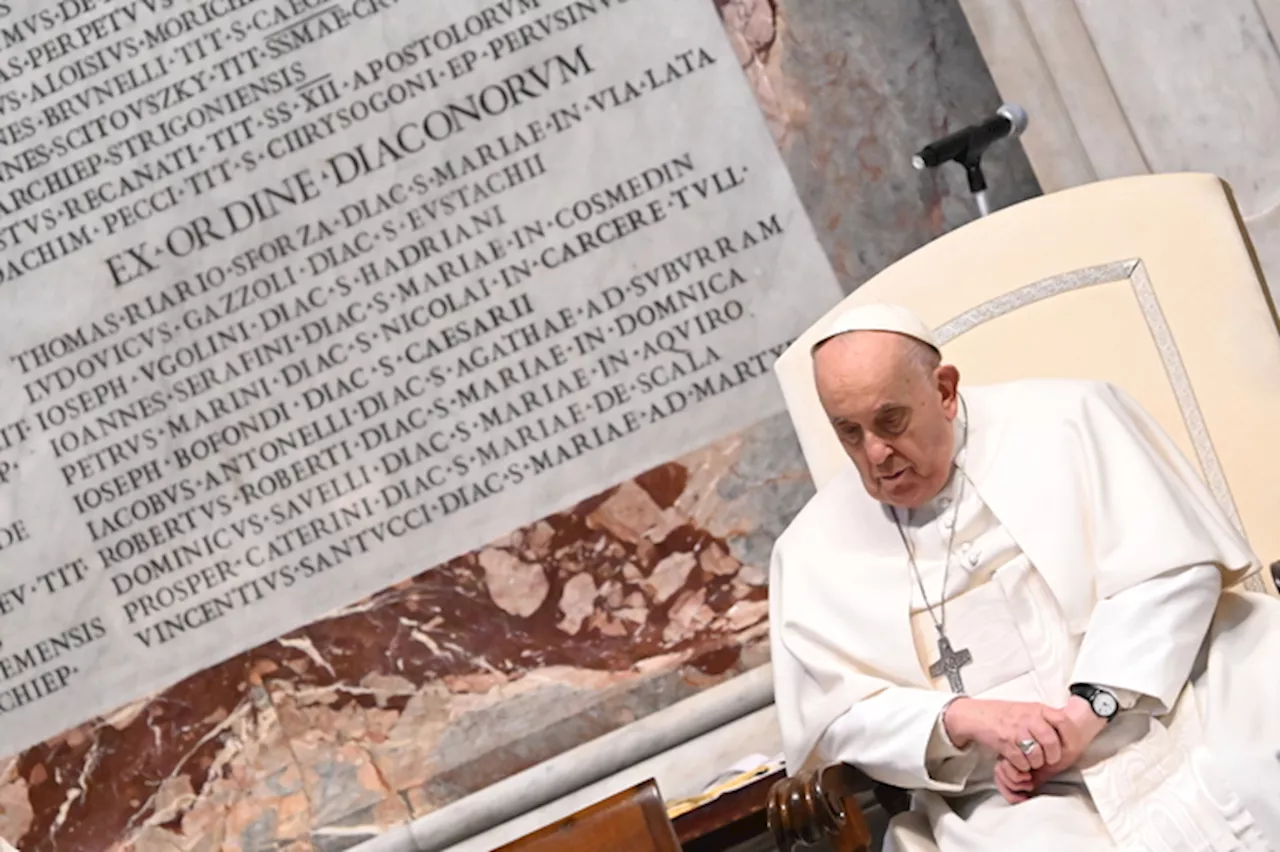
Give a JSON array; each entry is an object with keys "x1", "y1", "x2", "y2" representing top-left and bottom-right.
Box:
[{"x1": 1069, "y1": 683, "x2": 1119, "y2": 722}]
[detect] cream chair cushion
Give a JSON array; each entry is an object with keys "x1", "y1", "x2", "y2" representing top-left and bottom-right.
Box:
[{"x1": 774, "y1": 173, "x2": 1279, "y2": 594}]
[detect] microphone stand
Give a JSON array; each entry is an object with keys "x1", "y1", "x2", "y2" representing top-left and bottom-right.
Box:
[
  {"x1": 912, "y1": 142, "x2": 994, "y2": 218},
  {"x1": 912, "y1": 105, "x2": 1028, "y2": 219},
  {"x1": 963, "y1": 154, "x2": 991, "y2": 218}
]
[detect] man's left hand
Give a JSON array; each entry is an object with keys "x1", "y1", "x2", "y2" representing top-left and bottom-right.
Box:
[{"x1": 994, "y1": 696, "x2": 1107, "y2": 803}]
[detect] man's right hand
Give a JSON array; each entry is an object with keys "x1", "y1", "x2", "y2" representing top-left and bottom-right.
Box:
[{"x1": 942, "y1": 698, "x2": 1066, "y2": 773}]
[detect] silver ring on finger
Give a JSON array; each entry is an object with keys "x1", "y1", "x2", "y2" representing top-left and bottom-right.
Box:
[{"x1": 1017, "y1": 738, "x2": 1039, "y2": 756}]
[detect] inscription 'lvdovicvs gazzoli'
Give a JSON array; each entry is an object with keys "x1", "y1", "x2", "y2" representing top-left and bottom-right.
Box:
[{"x1": 0, "y1": 0, "x2": 841, "y2": 757}]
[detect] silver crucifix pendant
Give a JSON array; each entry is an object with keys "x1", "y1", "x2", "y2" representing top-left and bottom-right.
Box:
[{"x1": 929, "y1": 635, "x2": 973, "y2": 693}]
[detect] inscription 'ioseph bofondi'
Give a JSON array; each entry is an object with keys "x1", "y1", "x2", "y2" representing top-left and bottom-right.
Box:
[{"x1": 0, "y1": 0, "x2": 841, "y2": 757}]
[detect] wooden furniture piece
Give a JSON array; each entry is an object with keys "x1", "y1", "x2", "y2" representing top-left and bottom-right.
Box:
[
  {"x1": 672, "y1": 768, "x2": 785, "y2": 851},
  {"x1": 767, "y1": 764, "x2": 906, "y2": 852},
  {"x1": 493, "y1": 780, "x2": 681, "y2": 852},
  {"x1": 493, "y1": 767, "x2": 885, "y2": 851}
]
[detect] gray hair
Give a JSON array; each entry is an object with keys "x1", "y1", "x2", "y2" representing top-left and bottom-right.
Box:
[{"x1": 906, "y1": 338, "x2": 942, "y2": 378}]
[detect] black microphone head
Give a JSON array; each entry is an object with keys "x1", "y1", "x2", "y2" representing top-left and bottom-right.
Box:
[{"x1": 996, "y1": 103, "x2": 1028, "y2": 138}]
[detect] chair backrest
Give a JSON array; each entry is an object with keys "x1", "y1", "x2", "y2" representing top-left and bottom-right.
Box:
[
  {"x1": 774, "y1": 173, "x2": 1280, "y2": 594},
  {"x1": 493, "y1": 780, "x2": 682, "y2": 852}
]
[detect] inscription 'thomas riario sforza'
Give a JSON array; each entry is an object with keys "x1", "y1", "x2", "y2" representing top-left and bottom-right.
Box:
[{"x1": 0, "y1": 0, "x2": 841, "y2": 755}]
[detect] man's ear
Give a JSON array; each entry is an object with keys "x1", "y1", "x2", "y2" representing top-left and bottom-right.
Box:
[{"x1": 937, "y1": 364, "x2": 961, "y2": 417}]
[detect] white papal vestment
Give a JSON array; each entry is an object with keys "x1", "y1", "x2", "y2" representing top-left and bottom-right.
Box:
[{"x1": 770, "y1": 379, "x2": 1280, "y2": 851}]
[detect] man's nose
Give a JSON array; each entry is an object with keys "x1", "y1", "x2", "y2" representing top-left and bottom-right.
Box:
[{"x1": 866, "y1": 436, "x2": 893, "y2": 466}]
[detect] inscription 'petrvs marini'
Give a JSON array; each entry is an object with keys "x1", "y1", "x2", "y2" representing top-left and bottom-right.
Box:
[{"x1": 0, "y1": 0, "x2": 841, "y2": 756}]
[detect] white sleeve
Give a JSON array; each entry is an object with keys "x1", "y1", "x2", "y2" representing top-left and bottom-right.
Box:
[
  {"x1": 1071, "y1": 563, "x2": 1221, "y2": 714},
  {"x1": 817, "y1": 687, "x2": 979, "y2": 792}
]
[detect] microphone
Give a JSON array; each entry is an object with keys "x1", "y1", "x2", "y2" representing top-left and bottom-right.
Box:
[{"x1": 912, "y1": 104, "x2": 1028, "y2": 171}]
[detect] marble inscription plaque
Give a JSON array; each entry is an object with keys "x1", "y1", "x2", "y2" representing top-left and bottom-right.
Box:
[{"x1": 0, "y1": 0, "x2": 840, "y2": 756}]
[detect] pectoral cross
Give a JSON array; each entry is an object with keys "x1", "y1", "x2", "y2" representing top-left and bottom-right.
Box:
[{"x1": 929, "y1": 635, "x2": 972, "y2": 693}]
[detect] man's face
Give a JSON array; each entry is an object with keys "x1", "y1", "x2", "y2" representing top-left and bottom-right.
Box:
[{"x1": 813, "y1": 331, "x2": 960, "y2": 509}]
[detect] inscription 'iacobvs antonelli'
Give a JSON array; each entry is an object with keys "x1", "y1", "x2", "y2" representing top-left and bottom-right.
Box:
[{"x1": 0, "y1": 0, "x2": 841, "y2": 757}]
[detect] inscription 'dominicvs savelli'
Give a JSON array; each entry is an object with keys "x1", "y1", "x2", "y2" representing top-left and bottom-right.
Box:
[{"x1": 0, "y1": 0, "x2": 841, "y2": 757}]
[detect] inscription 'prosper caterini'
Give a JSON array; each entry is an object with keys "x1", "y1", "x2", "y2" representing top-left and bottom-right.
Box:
[{"x1": 0, "y1": 0, "x2": 841, "y2": 757}]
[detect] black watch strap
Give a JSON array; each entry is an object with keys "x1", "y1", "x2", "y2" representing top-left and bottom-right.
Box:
[{"x1": 1070, "y1": 683, "x2": 1119, "y2": 721}]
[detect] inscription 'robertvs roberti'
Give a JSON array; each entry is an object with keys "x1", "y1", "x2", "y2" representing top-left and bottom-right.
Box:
[{"x1": 0, "y1": 0, "x2": 841, "y2": 757}]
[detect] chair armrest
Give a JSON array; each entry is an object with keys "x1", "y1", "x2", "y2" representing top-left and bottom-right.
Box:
[{"x1": 766, "y1": 763, "x2": 880, "y2": 852}]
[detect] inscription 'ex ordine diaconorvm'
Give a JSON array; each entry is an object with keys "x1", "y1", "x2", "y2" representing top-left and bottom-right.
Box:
[{"x1": 0, "y1": 0, "x2": 841, "y2": 756}]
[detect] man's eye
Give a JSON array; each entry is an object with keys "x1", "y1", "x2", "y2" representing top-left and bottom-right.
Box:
[
  {"x1": 882, "y1": 413, "x2": 908, "y2": 434},
  {"x1": 842, "y1": 427, "x2": 863, "y2": 444}
]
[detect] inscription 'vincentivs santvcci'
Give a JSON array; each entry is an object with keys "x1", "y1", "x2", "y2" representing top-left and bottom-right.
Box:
[{"x1": 0, "y1": 0, "x2": 841, "y2": 757}]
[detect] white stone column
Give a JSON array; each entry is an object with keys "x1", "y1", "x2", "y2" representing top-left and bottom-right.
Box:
[{"x1": 958, "y1": 0, "x2": 1280, "y2": 303}]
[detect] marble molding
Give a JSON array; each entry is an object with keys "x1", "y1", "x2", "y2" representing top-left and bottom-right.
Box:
[{"x1": 0, "y1": 1, "x2": 1039, "y2": 849}]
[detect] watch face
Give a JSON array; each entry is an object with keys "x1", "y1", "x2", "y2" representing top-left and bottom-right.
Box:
[{"x1": 1093, "y1": 691, "x2": 1119, "y2": 717}]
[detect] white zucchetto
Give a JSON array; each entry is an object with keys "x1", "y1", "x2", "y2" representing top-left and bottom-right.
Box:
[{"x1": 812, "y1": 302, "x2": 941, "y2": 353}]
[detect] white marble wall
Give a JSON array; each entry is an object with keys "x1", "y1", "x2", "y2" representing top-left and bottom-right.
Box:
[{"x1": 958, "y1": 0, "x2": 1280, "y2": 305}]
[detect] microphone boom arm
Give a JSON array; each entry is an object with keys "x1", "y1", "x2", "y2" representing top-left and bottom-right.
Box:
[{"x1": 912, "y1": 104, "x2": 1027, "y2": 218}]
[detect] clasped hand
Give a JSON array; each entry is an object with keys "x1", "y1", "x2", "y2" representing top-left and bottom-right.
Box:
[{"x1": 942, "y1": 697, "x2": 1106, "y2": 804}]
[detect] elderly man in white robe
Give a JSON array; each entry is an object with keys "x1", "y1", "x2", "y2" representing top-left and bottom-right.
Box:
[{"x1": 770, "y1": 303, "x2": 1280, "y2": 851}]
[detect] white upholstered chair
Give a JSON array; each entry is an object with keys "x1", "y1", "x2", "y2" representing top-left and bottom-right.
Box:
[{"x1": 766, "y1": 173, "x2": 1280, "y2": 852}]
